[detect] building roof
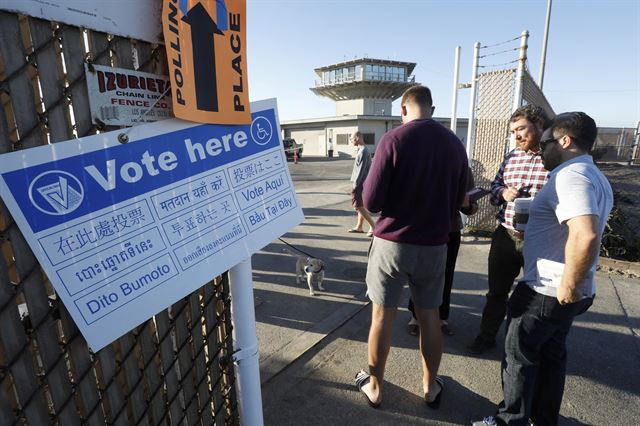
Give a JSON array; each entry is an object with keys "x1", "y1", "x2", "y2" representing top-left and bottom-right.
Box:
[
  {"x1": 310, "y1": 80, "x2": 418, "y2": 101},
  {"x1": 281, "y1": 115, "x2": 468, "y2": 126},
  {"x1": 313, "y1": 58, "x2": 417, "y2": 77},
  {"x1": 281, "y1": 115, "x2": 400, "y2": 126}
]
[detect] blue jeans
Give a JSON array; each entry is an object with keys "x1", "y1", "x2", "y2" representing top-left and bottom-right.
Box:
[{"x1": 495, "y1": 283, "x2": 593, "y2": 426}]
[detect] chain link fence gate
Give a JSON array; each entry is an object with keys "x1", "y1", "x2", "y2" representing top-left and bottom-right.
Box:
[
  {"x1": 0, "y1": 11, "x2": 239, "y2": 425},
  {"x1": 465, "y1": 66, "x2": 554, "y2": 233}
]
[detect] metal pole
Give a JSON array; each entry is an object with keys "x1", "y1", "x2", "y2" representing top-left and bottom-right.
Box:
[
  {"x1": 512, "y1": 30, "x2": 529, "y2": 113},
  {"x1": 539, "y1": 0, "x2": 552, "y2": 89},
  {"x1": 466, "y1": 42, "x2": 481, "y2": 159},
  {"x1": 617, "y1": 129, "x2": 625, "y2": 158},
  {"x1": 451, "y1": 46, "x2": 461, "y2": 134},
  {"x1": 632, "y1": 120, "x2": 640, "y2": 165},
  {"x1": 510, "y1": 31, "x2": 529, "y2": 150},
  {"x1": 229, "y1": 259, "x2": 264, "y2": 426}
]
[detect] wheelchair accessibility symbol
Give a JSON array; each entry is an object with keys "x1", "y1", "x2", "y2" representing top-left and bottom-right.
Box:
[
  {"x1": 250, "y1": 116, "x2": 273, "y2": 146},
  {"x1": 28, "y1": 170, "x2": 84, "y2": 216}
]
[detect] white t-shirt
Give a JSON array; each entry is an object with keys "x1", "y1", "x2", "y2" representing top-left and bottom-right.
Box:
[{"x1": 522, "y1": 155, "x2": 613, "y2": 298}]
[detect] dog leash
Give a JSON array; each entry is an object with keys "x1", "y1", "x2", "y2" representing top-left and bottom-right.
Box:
[{"x1": 278, "y1": 237, "x2": 317, "y2": 259}]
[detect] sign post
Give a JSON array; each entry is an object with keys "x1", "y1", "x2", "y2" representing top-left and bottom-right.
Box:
[
  {"x1": 0, "y1": 99, "x2": 302, "y2": 351},
  {"x1": 229, "y1": 258, "x2": 263, "y2": 425}
]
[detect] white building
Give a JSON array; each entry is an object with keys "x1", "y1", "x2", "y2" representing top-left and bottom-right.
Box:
[{"x1": 281, "y1": 58, "x2": 468, "y2": 157}]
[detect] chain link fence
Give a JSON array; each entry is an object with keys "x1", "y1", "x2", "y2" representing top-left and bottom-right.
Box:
[
  {"x1": 0, "y1": 12, "x2": 239, "y2": 425},
  {"x1": 466, "y1": 67, "x2": 555, "y2": 233},
  {"x1": 592, "y1": 128, "x2": 639, "y2": 164}
]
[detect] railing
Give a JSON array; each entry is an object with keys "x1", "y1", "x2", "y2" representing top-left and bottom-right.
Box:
[{"x1": 315, "y1": 73, "x2": 415, "y2": 87}]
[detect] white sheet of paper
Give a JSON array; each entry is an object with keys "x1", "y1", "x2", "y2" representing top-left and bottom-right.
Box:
[{"x1": 536, "y1": 258, "x2": 565, "y2": 288}]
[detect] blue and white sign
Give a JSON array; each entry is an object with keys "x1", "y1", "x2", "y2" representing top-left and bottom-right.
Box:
[{"x1": 0, "y1": 99, "x2": 303, "y2": 351}]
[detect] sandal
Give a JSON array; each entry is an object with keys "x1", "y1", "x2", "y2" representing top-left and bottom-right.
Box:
[
  {"x1": 441, "y1": 323, "x2": 454, "y2": 336},
  {"x1": 425, "y1": 376, "x2": 444, "y2": 409},
  {"x1": 354, "y1": 370, "x2": 381, "y2": 408},
  {"x1": 406, "y1": 323, "x2": 419, "y2": 336},
  {"x1": 348, "y1": 228, "x2": 365, "y2": 233}
]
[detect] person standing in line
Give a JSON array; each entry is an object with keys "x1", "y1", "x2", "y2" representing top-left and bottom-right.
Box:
[
  {"x1": 473, "y1": 112, "x2": 613, "y2": 426},
  {"x1": 348, "y1": 131, "x2": 375, "y2": 236},
  {"x1": 407, "y1": 168, "x2": 479, "y2": 337},
  {"x1": 467, "y1": 105, "x2": 550, "y2": 355},
  {"x1": 353, "y1": 86, "x2": 468, "y2": 408}
]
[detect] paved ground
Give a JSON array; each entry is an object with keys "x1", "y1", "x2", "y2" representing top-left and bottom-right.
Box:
[{"x1": 251, "y1": 158, "x2": 640, "y2": 425}]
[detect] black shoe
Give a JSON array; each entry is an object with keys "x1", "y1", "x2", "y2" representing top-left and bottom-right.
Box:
[
  {"x1": 466, "y1": 336, "x2": 496, "y2": 355},
  {"x1": 441, "y1": 323, "x2": 454, "y2": 336}
]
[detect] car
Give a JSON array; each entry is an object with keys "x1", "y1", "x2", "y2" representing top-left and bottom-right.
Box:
[{"x1": 282, "y1": 138, "x2": 303, "y2": 160}]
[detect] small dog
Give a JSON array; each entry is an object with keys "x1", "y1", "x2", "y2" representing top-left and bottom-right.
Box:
[{"x1": 283, "y1": 248, "x2": 325, "y2": 295}]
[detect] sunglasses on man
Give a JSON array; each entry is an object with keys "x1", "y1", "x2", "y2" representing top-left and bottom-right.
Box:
[{"x1": 539, "y1": 137, "x2": 559, "y2": 151}]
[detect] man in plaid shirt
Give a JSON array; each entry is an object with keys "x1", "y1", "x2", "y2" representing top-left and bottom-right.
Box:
[{"x1": 467, "y1": 105, "x2": 550, "y2": 355}]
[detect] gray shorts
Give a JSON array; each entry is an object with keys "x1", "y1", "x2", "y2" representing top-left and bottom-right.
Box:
[{"x1": 366, "y1": 237, "x2": 446, "y2": 309}]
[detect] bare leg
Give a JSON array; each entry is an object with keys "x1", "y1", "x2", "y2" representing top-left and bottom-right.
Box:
[
  {"x1": 414, "y1": 306, "x2": 443, "y2": 399},
  {"x1": 360, "y1": 304, "x2": 397, "y2": 405},
  {"x1": 356, "y1": 207, "x2": 376, "y2": 231}
]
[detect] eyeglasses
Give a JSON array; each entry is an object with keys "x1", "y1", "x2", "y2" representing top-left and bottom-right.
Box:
[{"x1": 539, "y1": 137, "x2": 558, "y2": 150}]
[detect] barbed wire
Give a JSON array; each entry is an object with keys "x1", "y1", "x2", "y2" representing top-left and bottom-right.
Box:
[
  {"x1": 479, "y1": 46, "x2": 520, "y2": 59},
  {"x1": 479, "y1": 59, "x2": 519, "y2": 69},
  {"x1": 479, "y1": 35, "x2": 521, "y2": 49}
]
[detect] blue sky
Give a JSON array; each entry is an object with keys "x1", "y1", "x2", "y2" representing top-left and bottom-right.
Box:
[{"x1": 246, "y1": 0, "x2": 640, "y2": 128}]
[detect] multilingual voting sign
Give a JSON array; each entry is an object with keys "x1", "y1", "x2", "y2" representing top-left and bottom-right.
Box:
[
  {"x1": 0, "y1": 99, "x2": 303, "y2": 351},
  {"x1": 163, "y1": 0, "x2": 250, "y2": 124}
]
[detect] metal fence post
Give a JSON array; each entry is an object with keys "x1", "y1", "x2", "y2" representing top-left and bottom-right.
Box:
[
  {"x1": 451, "y1": 46, "x2": 461, "y2": 134},
  {"x1": 466, "y1": 42, "x2": 481, "y2": 159},
  {"x1": 632, "y1": 121, "x2": 640, "y2": 165},
  {"x1": 512, "y1": 30, "x2": 529, "y2": 113},
  {"x1": 539, "y1": 0, "x2": 553, "y2": 90},
  {"x1": 229, "y1": 258, "x2": 264, "y2": 426},
  {"x1": 509, "y1": 30, "x2": 529, "y2": 150}
]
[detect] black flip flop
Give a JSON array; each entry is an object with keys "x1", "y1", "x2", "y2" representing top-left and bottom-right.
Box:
[
  {"x1": 407, "y1": 323, "x2": 419, "y2": 336},
  {"x1": 441, "y1": 323, "x2": 454, "y2": 336},
  {"x1": 425, "y1": 376, "x2": 444, "y2": 409},
  {"x1": 354, "y1": 370, "x2": 381, "y2": 408}
]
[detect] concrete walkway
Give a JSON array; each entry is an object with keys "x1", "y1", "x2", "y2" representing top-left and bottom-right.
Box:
[{"x1": 252, "y1": 158, "x2": 640, "y2": 425}]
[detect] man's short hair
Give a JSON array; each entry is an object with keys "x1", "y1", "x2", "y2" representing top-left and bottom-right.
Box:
[
  {"x1": 401, "y1": 85, "x2": 432, "y2": 109},
  {"x1": 510, "y1": 104, "x2": 551, "y2": 129},
  {"x1": 351, "y1": 131, "x2": 362, "y2": 140},
  {"x1": 551, "y1": 112, "x2": 598, "y2": 152}
]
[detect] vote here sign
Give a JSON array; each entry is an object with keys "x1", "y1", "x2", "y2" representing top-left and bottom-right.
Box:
[{"x1": 0, "y1": 99, "x2": 303, "y2": 351}]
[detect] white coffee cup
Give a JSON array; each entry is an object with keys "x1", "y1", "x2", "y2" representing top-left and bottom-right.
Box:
[{"x1": 513, "y1": 198, "x2": 533, "y2": 232}]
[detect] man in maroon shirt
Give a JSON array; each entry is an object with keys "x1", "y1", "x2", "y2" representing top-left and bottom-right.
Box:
[{"x1": 353, "y1": 86, "x2": 468, "y2": 409}]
